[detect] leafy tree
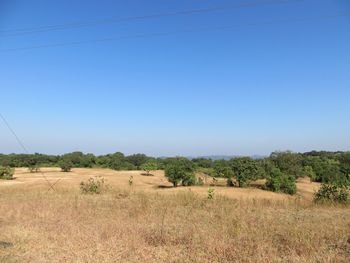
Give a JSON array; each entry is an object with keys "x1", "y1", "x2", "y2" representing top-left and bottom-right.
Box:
[
  {"x1": 141, "y1": 161, "x2": 158, "y2": 176},
  {"x1": 270, "y1": 151, "x2": 303, "y2": 177},
  {"x1": 126, "y1": 154, "x2": 149, "y2": 169},
  {"x1": 303, "y1": 165, "x2": 316, "y2": 181},
  {"x1": 164, "y1": 158, "x2": 195, "y2": 187},
  {"x1": 265, "y1": 167, "x2": 296, "y2": 195},
  {"x1": 338, "y1": 152, "x2": 350, "y2": 180},
  {"x1": 192, "y1": 158, "x2": 213, "y2": 168},
  {"x1": 213, "y1": 160, "x2": 234, "y2": 186},
  {"x1": 59, "y1": 160, "x2": 73, "y2": 172},
  {"x1": 81, "y1": 153, "x2": 96, "y2": 168},
  {"x1": 108, "y1": 152, "x2": 128, "y2": 170},
  {"x1": 230, "y1": 157, "x2": 260, "y2": 187}
]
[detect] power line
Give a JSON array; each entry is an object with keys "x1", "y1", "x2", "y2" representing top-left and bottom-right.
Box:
[
  {"x1": 1, "y1": 13, "x2": 348, "y2": 52},
  {"x1": 0, "y1": 113, "x2": 29, "y2": 154},
  {"x1": 0, "y1": 0, "x2": 302, "y2": 37},
  {"x1": 0, "y1": 112, "x2": 60, "y2": 191}
]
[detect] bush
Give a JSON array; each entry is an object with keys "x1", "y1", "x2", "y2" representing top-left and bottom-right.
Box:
[
  {"x1": 265, "y1": 168, "x2": 297, "y2": 195},
  {"x1": 59, "y1": 160, "x2": 73, "y2": 172},
  {"x1": 314, "y1": 183, "x2": 349, "y2": 203},
  {"x1": 0, "y1": 166, "x2": 14, "y2": 180},
  {"x1": 141, "y1": 161, "x2": 158, "y2": 176},
  {"x1": 80, "y1": 177, "x2": 107, "y2": 194}
]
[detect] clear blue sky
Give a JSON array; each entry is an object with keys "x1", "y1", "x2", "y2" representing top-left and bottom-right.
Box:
[{"x1": 0, "y1": 0, "x2": 349, "y2": 156}]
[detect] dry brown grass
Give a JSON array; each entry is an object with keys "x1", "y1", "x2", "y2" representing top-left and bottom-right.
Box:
[{"x1": 0, "y1": 168, "x2": 349, "y2": 262}]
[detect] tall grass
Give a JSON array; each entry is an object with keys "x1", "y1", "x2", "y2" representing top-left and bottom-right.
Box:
[{"x1": 0, "y1": 186, "x2": 349, "y2": 262}]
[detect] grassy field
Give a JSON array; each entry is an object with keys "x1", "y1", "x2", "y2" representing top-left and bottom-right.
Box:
[{"x1": 0, "y1": 168, "x2": 349, "y2": 262}]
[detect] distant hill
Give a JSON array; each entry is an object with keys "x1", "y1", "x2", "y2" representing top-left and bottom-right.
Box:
[{"x1": 187, "y1": 155, "x2": 266, "y2": 160}]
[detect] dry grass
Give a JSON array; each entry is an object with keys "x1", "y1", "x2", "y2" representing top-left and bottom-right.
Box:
[{"x1": 0, "y1": 168, "x2": 349, "y2": 262}]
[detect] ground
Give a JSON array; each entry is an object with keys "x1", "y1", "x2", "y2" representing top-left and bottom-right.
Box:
[
  {"x1": 0, "y1": 168, "x2": 349, "y2": 262},
  {"x1": 1, "y1": 167, "x2": 320, "y2": 201}
]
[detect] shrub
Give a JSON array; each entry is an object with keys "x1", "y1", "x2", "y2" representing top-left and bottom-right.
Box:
[
  {"x1": 207, "y1": 187, "x2": 215, "y2": 199},
  {"x1": 59, "y1": 160, "x2": 73, "y2": 172},
  {"x1": 80, "y1": 177, "x2": 107, "y2": 194},
  {"x1": 314, "y1": 183, "x2": 349, "y2": 203},
  {"x1": 265, "y1": 168, "x2": 297, "y2": 195},
  {"x1": 129, "y1": 175, "x2": 133, "y2": 186},
  {"x1": 0, "y1": 166, "x2": 14, "y2": 180},
  {"x1": 141, "y1": 161, "x2": 158, "y2": 176}
]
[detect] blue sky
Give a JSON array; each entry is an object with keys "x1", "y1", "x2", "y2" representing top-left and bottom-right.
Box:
[{"x1": 0, "y1": 0, "x2": 349, "y2": 156}]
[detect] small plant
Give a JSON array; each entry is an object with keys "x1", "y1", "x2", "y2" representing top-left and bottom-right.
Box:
[
  {"x1": 129, "y1": 175, "x2": 133, "y2": 186},
  {"x1": 0, "y1": 166, "x2": 14, "y2": 180},
  {"x1": 314, "y1": 183, "x2": 349, "y2": 203},
  {"x1": 207, "y1": 187, "x2": 215, "y2": 199},
  {"x1": 80, "y1": 177, "x2": 107, "y2": 194},
  {"x1": 59, "y1": 160, "x2": 73, "y2": 172}
]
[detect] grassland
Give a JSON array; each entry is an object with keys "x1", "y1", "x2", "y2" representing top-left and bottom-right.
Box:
[{"x1": 0, "y1": 168, "x2": 349, "y2": 262}]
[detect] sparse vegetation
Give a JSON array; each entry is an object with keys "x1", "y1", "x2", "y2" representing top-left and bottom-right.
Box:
[
  {"x1": 0, "y1": 184, "x2": 349, "y2": 262},
  {"x1": 80, "y1": 177, "x2": 107, "y2": 194},
  {"x1": 1, "y1": 150, "x2": 349, "y2": 192}
]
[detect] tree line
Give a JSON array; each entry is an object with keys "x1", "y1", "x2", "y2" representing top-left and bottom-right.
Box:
[{"x1": 0, "y1": 151, "x2": 349, "y2": 198}]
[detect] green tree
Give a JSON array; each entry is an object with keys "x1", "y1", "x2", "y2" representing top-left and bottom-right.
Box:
[
  {"x1": 192, "y1": 158, "x2": 213, "y2": 168},
  {"x1": 265, "y1": 167, "x2": 296, "y2": 195},
  {"x1": 270, "y1": 151, "x2": 303, "y2": 177},
  {"x1": 59, "y1": 160, "x2": 73, "y2": 172},
  {"x1": 141, "y1": 161, "x2": 158, "y2": 176},
  {"x1": 126, "y1": 154, "x2": 149, "y2": 169},
  {"x1": 164, "y1": 158, "x2": 195, "y2": 187},
  {"x1": 213, "y1": 160, "x2": 234, "y2": 186},
  {"x1": 303, "y1": 165, "x2": 316, "y2": 181},
  {"x1": 230, "y1": 157, "x2": 260, "y2": 188}
]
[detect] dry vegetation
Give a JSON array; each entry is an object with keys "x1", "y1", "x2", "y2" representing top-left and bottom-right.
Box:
[{"x1": 0, "y1": 168, "x2": 349, "y2": 262}]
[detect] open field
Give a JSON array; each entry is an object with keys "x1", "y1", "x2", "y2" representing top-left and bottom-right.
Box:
[
  {"x1": 0, "y1": 168, "x2": 349, "y2": 262},
  {"x1": 1, "y1": 168, "x2": 321, "y2": 201}
]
